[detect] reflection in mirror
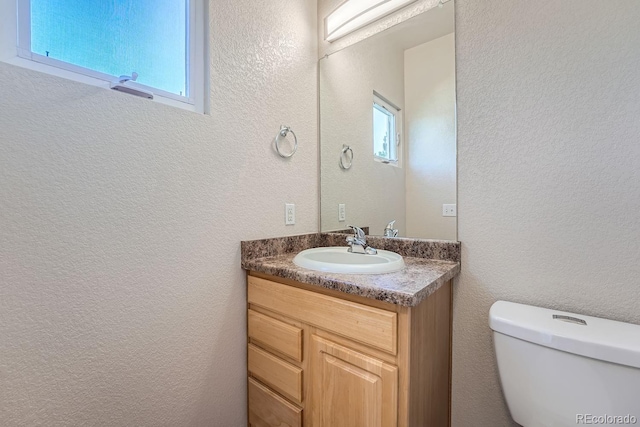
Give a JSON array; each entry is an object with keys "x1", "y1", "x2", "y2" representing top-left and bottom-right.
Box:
[{"x1": 320, "y1": 2, "x2": 456, "y2": 240}]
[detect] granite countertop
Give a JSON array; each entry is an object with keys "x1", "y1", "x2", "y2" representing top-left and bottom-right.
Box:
[{"x1": 241, "y1": 233, "x2": 460, "y2": 307}]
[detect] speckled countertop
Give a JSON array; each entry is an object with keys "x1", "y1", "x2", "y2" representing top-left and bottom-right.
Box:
[{"x1": 241, "y1": 233, "x2": 460, "y2": 307}]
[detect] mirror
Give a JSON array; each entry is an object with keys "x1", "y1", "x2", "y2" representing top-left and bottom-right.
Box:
[{"x1": 320, "y1": 2, "x2": 456, "y2": 240}]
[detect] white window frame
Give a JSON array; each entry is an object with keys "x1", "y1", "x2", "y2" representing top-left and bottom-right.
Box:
[
  {"x1": 1, "y1": 0, "x2": 208, "y2": 113},
  {"x1": 373, "y1": 92, "x2": 402, "y2": 166}
]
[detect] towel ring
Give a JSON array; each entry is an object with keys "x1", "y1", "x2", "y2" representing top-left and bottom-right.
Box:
[
  {"x1": 339, "y1": 144, "x2": 353, "y2": 170},
  {"x1": 275, "y1": 125, "x2": 298, "y2": 158}
]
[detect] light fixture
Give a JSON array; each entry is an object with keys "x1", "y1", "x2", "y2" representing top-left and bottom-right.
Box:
[{"x1": 325, "y1": 0, "x2": 419, "y2": 42}]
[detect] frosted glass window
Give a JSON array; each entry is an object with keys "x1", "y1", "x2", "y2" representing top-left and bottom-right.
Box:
[
  {"x1": 29, "y1": 0, "x2": 188, "y2": 97},
  {"x1": 373, "y1": 94, "x2": 399, "y2": 163}
]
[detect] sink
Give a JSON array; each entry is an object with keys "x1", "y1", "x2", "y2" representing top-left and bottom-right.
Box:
[{"x1": 293, "y1": 246, "x2": 405, "y2": 274}]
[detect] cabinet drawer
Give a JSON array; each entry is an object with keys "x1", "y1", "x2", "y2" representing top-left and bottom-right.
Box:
[
  {"x1": 248, "y1": 310, "x2": 303, "y2": 362},
  {"x1": 248, "y1": 378, "x2": 302, "y2": 427},
  {"x1": 248, "y1": 344, "x2": 303, "y2": 403},
  {"x1": 248, "y1": 276, "x2": 397, "y2": 354}
]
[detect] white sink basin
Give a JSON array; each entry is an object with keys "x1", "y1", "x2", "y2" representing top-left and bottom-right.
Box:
[{"x1": 293, "y1": 246, "x2": 405, "y2": 274}]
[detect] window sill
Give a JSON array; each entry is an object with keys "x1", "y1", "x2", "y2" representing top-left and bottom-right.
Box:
[
  {"x1": 2, "y1": 54, "x2": 205, "y2": 114},
  {"x1": 374, "y1": 156, "x2": 401, "y2": 168}
]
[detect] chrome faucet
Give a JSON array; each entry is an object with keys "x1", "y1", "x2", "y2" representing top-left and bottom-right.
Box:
[
  {"x1": 384, "y1": 220, "x2": 399, "y2": 238},
  {"x1": 346, "y1": 225, "x2": 377, "y2": 255}
]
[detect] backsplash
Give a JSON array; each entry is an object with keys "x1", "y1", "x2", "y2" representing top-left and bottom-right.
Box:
[
  {"x1": 241, "y1": 234, "x2": 321, "y2": 267},
  {"x1": 320, "y1": 233, "x2": 461, "y2": 262},
  {"x1": 241, "y1": 232, "x2": 460, "y2": 268}
]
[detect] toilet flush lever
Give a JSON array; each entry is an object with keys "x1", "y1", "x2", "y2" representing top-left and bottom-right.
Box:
[{"x1": 553, "y1": 314, "x2": 587, "y2": 326}]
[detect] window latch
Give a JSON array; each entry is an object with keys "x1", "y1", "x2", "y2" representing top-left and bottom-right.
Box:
[
  {"x1": 117, "y1": 71, "x2": 138, "y2": 84},
  {"x1": 110, "y1": 71, "x2": 153, "y2": 99}
]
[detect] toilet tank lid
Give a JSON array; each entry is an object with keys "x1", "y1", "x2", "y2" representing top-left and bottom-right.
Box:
[{"x1": 489, "y1": 301, "x2": 640, "y2": 369}]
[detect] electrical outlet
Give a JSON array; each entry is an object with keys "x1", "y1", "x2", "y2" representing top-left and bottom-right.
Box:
[
  {"x1": 338, "y1": 204, "x2": 346, "y2": 222},
  {"x1": 442, "y1": 204, "x2": 457, "y2": 217},
  {"x1": 285, "y1": 203, "x2": 295, "y2": 225}
]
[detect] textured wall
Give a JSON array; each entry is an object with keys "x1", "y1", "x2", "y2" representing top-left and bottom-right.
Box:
[
  {"x1": 320, "y1": 31, "x2": 406, "y2": 235},
  {"x1": 0, "y1": 0, "x2": 317, "y2": 425},
  {"x1": 454, "y1": 1, "x2": 640, "y2": 425},
  {"x1": 405, "y1": 33, "x2": 456, "y2": 240}
]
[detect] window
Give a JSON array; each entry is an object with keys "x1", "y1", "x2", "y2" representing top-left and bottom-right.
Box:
[
  {"x1": 3, "y1": 0, "x2": 207, "y2": 112},
  {"x1": 373, "y1": 93, "x2": 401, "y2": 164}
]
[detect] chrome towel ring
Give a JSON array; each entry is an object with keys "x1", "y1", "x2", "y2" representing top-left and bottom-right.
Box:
[
  {"x1": 275, "y1": 125, "x2": 298, "y2": 158},
  {"x1": 339, "y1": 144, "x2": 353, "y2": 170}
]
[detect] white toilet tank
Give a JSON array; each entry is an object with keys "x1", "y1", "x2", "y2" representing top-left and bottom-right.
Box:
[{"x1": 490, "y1": 301, "x2": 640, "y2": 427}]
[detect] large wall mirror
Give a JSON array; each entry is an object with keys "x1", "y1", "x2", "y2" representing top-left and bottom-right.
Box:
[{"x1": 319, "y1": 2, "x2": 456, "y2": 240}]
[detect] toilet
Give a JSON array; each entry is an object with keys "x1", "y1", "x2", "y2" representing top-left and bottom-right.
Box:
[{"x1": 489, "y1": 301, "x2": 640, "y2": 426}]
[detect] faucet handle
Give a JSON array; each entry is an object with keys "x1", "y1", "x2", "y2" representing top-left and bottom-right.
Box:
[
  {"x1": 347, "y1": 225, "x2": 366, "y2": 241},
  {"x1": 384, "y1": 220, "x2": 399, "y2": 237},
  {"x1": 346, "y1": 225, "x2": 376, "y2": 254}
]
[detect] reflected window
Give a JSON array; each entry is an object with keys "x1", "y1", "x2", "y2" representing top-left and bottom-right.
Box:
[{"x1": 373, "y1": 93, "x2": 400, "y2": 163}]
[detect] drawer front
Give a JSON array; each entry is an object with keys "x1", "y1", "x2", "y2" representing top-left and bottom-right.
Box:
[
  {"x1": 248, "y1": 378, "x2": 302, "y2": 427},
  {"x1": 248, "y1": 344, "x2": 303, "y2": 403},
  {"x1": 248, "y1": 276, "x2": 398, "y2": 354},
  {"x1": 248, "y1": 310, "x2": 303, "y2": 362}
]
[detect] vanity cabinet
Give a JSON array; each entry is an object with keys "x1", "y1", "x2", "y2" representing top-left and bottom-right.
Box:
[{"x1": 246, "y1": 272, "x2": 452, "y2": 427}]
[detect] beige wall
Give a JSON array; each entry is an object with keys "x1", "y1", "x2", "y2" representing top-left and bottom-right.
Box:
[
  {"x1": 405, "y1": 33, "x2": 456, "y2": 240},
  {"x1": 320, "y1": 32, "x2": 406, "y2": 234},
  {"x1": 0, "y1": 0, "x2": 318, "y2": 425},
  {"x1": 454, "y1": 1, "x2": 640, "y2": 425}
]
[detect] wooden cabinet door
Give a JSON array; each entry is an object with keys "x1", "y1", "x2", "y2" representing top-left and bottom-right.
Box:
[{"x1": 310, "y1": 335, "x2": 398, "y2": 427}]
